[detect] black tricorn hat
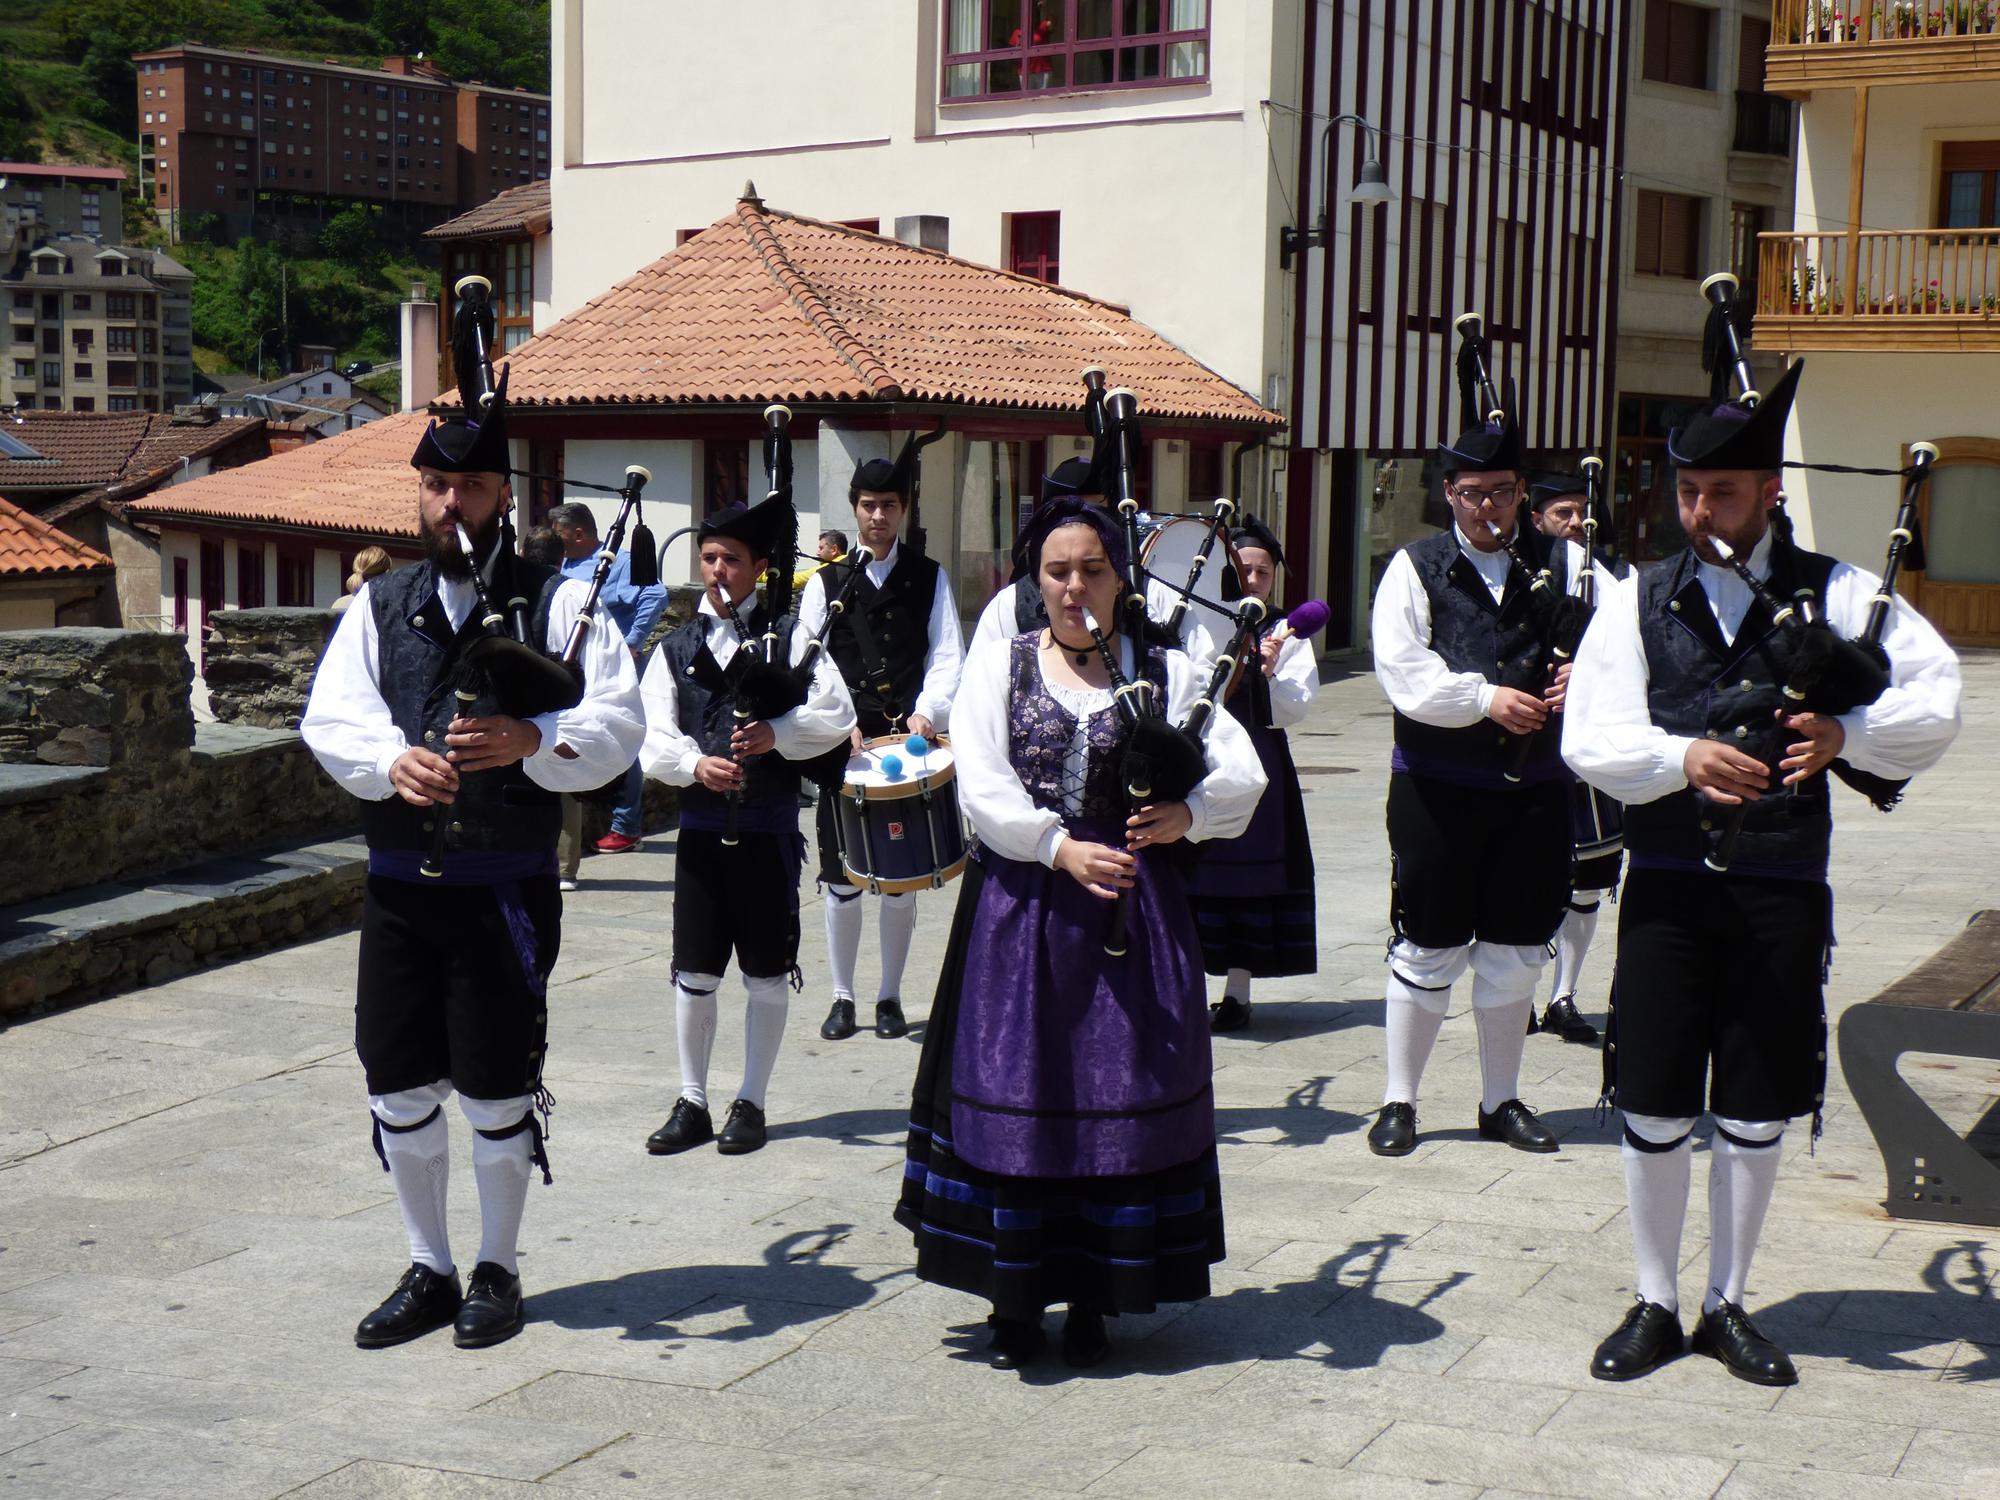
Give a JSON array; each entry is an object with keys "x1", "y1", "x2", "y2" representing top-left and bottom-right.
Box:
[
  {"x1": 1041, "y1": 454, "x2": 1098, "y2": 503},
  {"x1": 1438, "y1": 409, "x2": 1524, "y2": 475},
  {"x1": 411, "y1": 364, "x2": 512, "y2": 475},
  {"x1": 852, "y1": 429, "x2": 927, "y2": 501},
  {"x1": 699, "y1": 491, "x2": 794, "y2": 563},
  {"x1": 1229, "y1": 514, "x2": 1284, "y2": 566},
  {"x1": 1667, "y1": 359, "x2": 1803, "y2": 471},
  {"x1": 1528, "y1": 471, "x2": 1590, "y2": 511}
]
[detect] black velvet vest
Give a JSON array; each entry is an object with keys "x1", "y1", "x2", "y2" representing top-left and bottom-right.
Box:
[
  {"x1": 1626, "y1": 543, "x2": 1840, "y2": 879},
  {"x1": 360, "y1": 558, "x2": 566, "y2": 854},
  {"x1": 1391, "y1": 527, "x2": 1570, "y2": 784},
  {"x1": 825, "y1": 546, "x2": 939, "y2": 732},
  {"x1": 661, "y1": 606, "x2": 804, "y2": 823}
]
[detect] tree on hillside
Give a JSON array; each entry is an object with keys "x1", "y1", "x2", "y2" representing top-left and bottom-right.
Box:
[
  {"x1": 52, "y1": 0, "x2": 207, "y2": 137},
  {"x1": 0, "y1": 60, "x2": 39, "y2": 163},
  {"x1": 392, "y1": 0, "x2": 549, "y2": 91}
]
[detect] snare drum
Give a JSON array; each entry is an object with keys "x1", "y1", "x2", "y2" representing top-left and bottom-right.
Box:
[
  {"x1": 1139, "y1": 514, "x2": 1241, "y2": 618},
  {"x1": 1571, "y1": 779, "x2": 1624, "y2": 893},
  {"x1": 834, "y1": 734, "x2": 970, "y2": 895}
]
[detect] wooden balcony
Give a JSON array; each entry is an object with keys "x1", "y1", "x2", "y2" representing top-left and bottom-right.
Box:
[
  {"x1": 1767, "y1": 0, "x2": 2000, "y2": 95},
  {"x1": 1755, "y1": 229, "x2": 2000, "y2": 350}
]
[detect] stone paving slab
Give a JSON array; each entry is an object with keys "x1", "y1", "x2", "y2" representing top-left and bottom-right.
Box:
[{"x1": 1, "y1": 655, "x2": 1997, "y2": 1496}]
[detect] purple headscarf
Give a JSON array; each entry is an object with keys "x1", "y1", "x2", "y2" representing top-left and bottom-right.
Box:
[{"x1": 1021, "y1": 497, "x2": 1130, "y2": 579}]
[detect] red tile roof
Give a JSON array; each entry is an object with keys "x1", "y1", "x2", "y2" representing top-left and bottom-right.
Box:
[
  {"x1": 0, "y1": 411, "x2": 268, "y2": 496},
  {"x1": 0, "y1": 161, "x2": 126, "y2": 183},
  {"x1": 0, "y1": 494, "x2": 113, "y2": 577},
  {"x1": 124, "y1": 410, "x2": 425, "y2": 540},
  {"x1": 483, "y1": 194, "x2": 1279, "y2": 428},
  {"x1": 425, "y1": 179, "x2": 552, "y2": 241}
]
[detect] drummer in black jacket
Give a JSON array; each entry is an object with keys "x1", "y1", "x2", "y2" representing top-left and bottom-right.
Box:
[{"x1": 796, "y1": 437, "x2": 965, "y2": 1042}]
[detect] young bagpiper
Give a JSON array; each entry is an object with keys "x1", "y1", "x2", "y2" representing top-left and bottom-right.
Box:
[{"x1": 638, "y1": 488, "x2": 856, "y2": 1157}]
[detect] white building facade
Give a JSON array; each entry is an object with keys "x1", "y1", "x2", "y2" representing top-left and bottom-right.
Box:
[
  {"x1": 1755, "y1": 6, "x2": 2000, "y2": 645},
  {"x1": 536, "y1": 1, "x2": 1630, "y2": 650}
]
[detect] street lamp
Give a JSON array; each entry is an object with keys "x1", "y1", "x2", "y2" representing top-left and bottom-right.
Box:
[{"x1": 1280, "y1": 113, "x2": 1395, "y2": 271}]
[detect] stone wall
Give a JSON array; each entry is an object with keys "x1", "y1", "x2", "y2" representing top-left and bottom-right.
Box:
[
  {"x1": 0, "y1": 630, "x2": 357, "y2": 906},
  {"x1": 205, "y1": 607, "x2": 338, "y2": 729},
  {"x1": 0, "y1": 629, "x2": 194, "y2": 767}
]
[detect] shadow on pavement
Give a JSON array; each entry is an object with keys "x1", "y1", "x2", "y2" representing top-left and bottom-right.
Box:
[
  {"x1": 531, "y1": 1226, "x2": 891, "y2": 1342},
  {"x1": 1759, "y1": 1238, "x2": 2000, "y2": 1381},
  {"x1": 1216, "y1": 1074, "x2": 1366, "y2": 1146}
]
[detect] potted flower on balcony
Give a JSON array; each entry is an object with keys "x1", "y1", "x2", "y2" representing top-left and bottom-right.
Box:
[{"x1": 1887, "y1": 0, "x2": 1919, "y2": 36}]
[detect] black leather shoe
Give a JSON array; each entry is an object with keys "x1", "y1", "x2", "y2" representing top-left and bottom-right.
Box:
[
  {"x1": 1590, "y1": 1299, "x2": 1684, "y2": 1381},
  {"x1": 875, "y1": 999, "x2": 908, "y2": 1039},
  {"x1": 645, "y1": 1097, "x2": 713, "y2": 1155},
  {"x1": 1367, "y1": 1101, "x2": 1418, "y2": 1157},
  {"x1": 355, "y1": 1263, "x2": 461, "y2": 1348},
  {"x1": 454, "y1": 1261, "x2": 524, "y2": 1349},
  {"x1": 1692, "y1": 1299, "x2": 1798, "y2": 1386},
  {"x1": 1478, "y1": 1098, "x2": 1559, "y2": 1153},
  {"x1": 1062, "y1": 1308, "x2": 1110, "y2": 1369},
  {"x1": 988, "y1": 1315, "x2": 1046, "y2": 1370},
  {"x1": 1209, "y1": 995, "x2": 1252, "y2": 1033},
  {"x1": 820, "y1": 998, "x2": 858, "y2": 1040},
  {"x1": 1540, "y1": 995, "x2": 1601, "y2": 1045},
  {"x1": 716, "y1": 1098, "x2": 767, "y2": 1155}
]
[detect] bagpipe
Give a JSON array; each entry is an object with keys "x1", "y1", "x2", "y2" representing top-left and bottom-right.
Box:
[
  {"x1": 1692, "y1": 272, "x2": 1918, "y2": 871},
  {"x1": 719, "y1": 404, "x2": 812, "y2": 846},
  {"x1": 1449, "y1": 313, "x2": 1590, "y2": 784},
  {"x1": 419, "y1": 274, "x2": 619, "y2": 879}
]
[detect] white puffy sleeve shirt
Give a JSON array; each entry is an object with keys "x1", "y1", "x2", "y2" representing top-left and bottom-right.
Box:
[
  {"x1": 301, "y1": 574, "x2": 644, "y2": 797},
  {"x1": 951, "y1": 633, "x2": 1267, "y2": 869},
  {"x1": 1563, "y1": 555, "x2": 1961, "y2": 806},
  {"x1": 636, "y1": 600, "x2": 857, "y2": 787}
]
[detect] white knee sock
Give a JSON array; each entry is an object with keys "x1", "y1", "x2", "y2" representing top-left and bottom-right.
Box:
[
  {"x1": 1705, "y1": 1121, "x2": 1786, "y2": 1313},
  {"x1": 675, "y1": 972, "x2": 721, "y2": 1110},
  {"x1": 1225, "y1": 967, "x2": 1251, "y2": 1003},
  {"x1": 824, "y1": 885, "x2": 862, "y2": 1002},
  {"x1": 1550, "y1": 904, "x2": 1598, "y2": 1003},
  {"x1": 374, "y1": 1097, "x2": 453, "y2": 1275},
  {"x1": 1382, "y1": 972, "x2": 1450, "y2": 1106},
  {"x1": 1622, "y1": 1128, "x2": 1694, "y2": 1313},
  {"x1": 738, "y1": 973, "x2": 790, "y2": 1109},
  {"x1": 460, "y1": 1095, "x2": 535, "y2": 1278},
  {"x1": 877, "y1": 892, "x2": 918, "y2": 1002},
  {"x1": 1471, "y1": 988, "x2": 1534, "y2": 1113}
]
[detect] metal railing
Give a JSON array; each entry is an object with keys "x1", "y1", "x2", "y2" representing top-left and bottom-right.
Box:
[
  {"x1": 1774, "y1": 0, "x2": 2000, "y2": 43},
  {"x1": 1758, "y1": 228, "x2": 2000, "y2": 316}
]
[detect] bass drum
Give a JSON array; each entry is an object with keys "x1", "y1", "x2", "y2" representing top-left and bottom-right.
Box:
[
  {"x1": 1139, "y1": 515, "x2": 1241, "y2": 621},
  {"x1": 834, "y1": 734, "x2": 969, "y2": 896}
]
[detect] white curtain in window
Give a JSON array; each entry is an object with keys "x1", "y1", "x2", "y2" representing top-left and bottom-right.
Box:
[
  {"x1": 949, "y1": 0, "x2": 981, "y2": 52},
  {"x1": 1169, "y1": 0, "x2": 1206, "y2": 27}
]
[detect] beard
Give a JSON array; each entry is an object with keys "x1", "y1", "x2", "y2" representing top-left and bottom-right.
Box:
[{"x1": 420, "y1": 511, "x2": 498, "y2": 580}]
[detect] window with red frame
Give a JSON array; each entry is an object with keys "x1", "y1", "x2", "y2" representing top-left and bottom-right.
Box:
[
  {"x1": 276, "y1": 548, "x2": 313, "y2": 606},
  {"x1": 1008, "y1": 212, "x2": 1060, "y2": 283},
  {"x1": 703, "y1": 440, "x2": 749, "y2": 518},
  {"x1": 238, "y1": 544, "x2": 265, "y2": 608},
  {"x1": 942, "y1": 0, "x2": 1210, "y2": 102}
]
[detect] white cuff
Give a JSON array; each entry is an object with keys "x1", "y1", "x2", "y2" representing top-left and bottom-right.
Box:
[
  {"x1": 1182, "y1": 791, "x2": 1211, "y2": 843},
  {"x1": 1036, "y1": 825, "x2": 1068, "y2": 868},
  {"x1": 1660, "y1": 735, "x2": 1700, "y2": 793},
  {"x1": 524, "y1": 711, "x2": 565, "y2": 769},
  {"x1": 1476, "y1": 682, "x2": 1497, "y2": 717}
]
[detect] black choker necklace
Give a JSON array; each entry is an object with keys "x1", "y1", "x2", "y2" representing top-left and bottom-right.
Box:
[{"x1": 1047, "y1": 628, "x2": 1095, "y2": 666}]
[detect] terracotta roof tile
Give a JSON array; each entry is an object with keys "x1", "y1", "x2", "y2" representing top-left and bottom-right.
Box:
[
  {"x1": 125, "y1": 410, "x2": 425, "y2": 540},
  {"x1": 487, "y1": 198, "x2": 1279, "y2": 427},
  {"x1": 0, "y1": 493, "x2": 112, "y2": 576},
  {"x1": 425, "y1": 179, "x2": 553, "y2": 241},
  {"x1": 0, "y1": 411, "x2": 267, "y2": 495}
]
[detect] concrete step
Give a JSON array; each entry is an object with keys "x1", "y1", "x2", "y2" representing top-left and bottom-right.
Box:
[{"x1": 0, "y1": 837, "x2": 367, "y2": 1021}]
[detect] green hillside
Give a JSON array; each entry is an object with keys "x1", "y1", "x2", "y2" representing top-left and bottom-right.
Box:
[
  {"x1": 0, "y1": 0, "x2": 543, "y2": 377},
  {"x1": 0, "y1": 0, "x2": 548, "y2": 171}
]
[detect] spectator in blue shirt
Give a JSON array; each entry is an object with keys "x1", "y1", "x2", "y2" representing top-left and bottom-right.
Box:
[{"x1": 549, "y1": 502, "x2": 668, "y2": 852}]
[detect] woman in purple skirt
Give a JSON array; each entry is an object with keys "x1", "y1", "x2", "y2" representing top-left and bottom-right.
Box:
[
  {"x1": 894, "y1": 500, "x2": 1265, "y2": 1370},
  {"x1": 1188, "y1": 515, "x2": 1320, "y2": 1034}
]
